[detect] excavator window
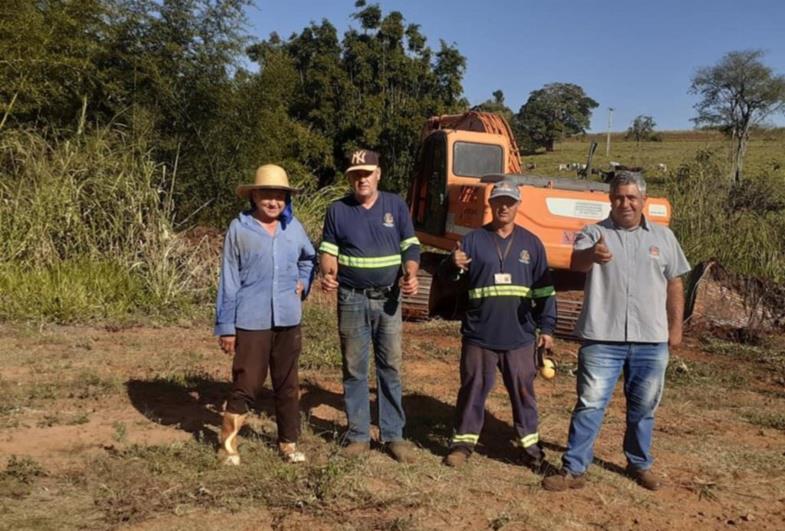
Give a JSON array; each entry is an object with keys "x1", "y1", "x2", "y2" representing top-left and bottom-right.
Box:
[{"x1": 453, "y1": 142, "x2": 503, "y2": 178}]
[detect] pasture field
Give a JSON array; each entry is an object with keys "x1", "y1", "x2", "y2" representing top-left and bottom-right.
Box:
[
  {"x1": 1, "y1": 290, "x2": 785, "y2": 530},
  {"x1": 526, "y1": 129, "x2": 785, "y2": 188}
]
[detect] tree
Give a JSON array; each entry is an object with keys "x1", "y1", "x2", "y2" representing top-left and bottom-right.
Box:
[
  {"x1": 626, "y1": 114, "x2": 657, "y2": 144},
  {"x1": 0, "y1": 0, "x2": 109, "y2": 129},
  {"x1": 255, "y1": 2, "x2": 467, "y2": 192},
  {"x1": 515, "y1": 83, "x2": 598, "y2": 152},
  {"x1": 690, "y1": 50, "x2": 785, "y2": 182},
  {"x1": 473, "y1": 90, "x2": 514, "y2": 123}
]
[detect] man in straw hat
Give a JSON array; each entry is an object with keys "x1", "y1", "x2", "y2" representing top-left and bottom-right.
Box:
[
  {"x1": 215, "y1": 164, "x2": 316, "y2": 465},
  {"x1": 319, "y1": 149, "x2": 420, "y2": 463}
]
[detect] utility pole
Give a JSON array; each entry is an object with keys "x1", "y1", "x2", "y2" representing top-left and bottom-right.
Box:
[{"x1": 605, "y1": 107, "x2": 614, "y2": 157}]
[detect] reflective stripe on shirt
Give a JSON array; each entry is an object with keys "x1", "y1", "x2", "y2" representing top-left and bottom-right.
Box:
[
  {"x1": 468, "y1": 284, "x2": 532, "y2": 299},
  {"x1": 319, "y1": 241, "x2": 339, "y2": 256},
  {"x1": 337, "y1": 254, "x2": 402, "y2": 268},
  {"x1": 532, "y1": 286, "x2": 556, "y2": 298},
  {"x1": 400, "y1": 236, "x2": 420, "y2": 251}
]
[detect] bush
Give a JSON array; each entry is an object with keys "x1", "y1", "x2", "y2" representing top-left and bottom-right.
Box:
[
  {"x1": 667, "y1": 149, "x2": 785, "y2": 283},
  {"x1": 0, "y1": 127, "x2": 215, "y2": 322}
]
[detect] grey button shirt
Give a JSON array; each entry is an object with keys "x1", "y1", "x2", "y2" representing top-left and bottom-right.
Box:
[{"x1": 574, "y1": 216, "x2": 691, "y2": 343}]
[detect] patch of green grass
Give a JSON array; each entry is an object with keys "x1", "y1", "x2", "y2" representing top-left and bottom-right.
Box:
[
  {"x1": 68, "y1": 412, "x2": 91, "y2": 425},
  {"x1": 112, "y1": 421, "x2": 128, "y2": 443},
  {"x1": 701, "y1": 336, "x2": 767, "y2": 359},
  {"x1": 0, "y1": 456, "x2": 47, "y2": 499},
  {"x1": 743, "y1": 411, "x2": 785, "y2": 431},
  {"x1": 666, "y1": 356, "x2": 748, "y2": 389},
  {"x1": 300, "y1": 303, "x2": 341, "y2": 370},
  {"x1": 84, "y1": 439, "x2": 374, "y2": 526},
  {"x1": 0, "y1": 259, "x2": 144, "y2": 323}
]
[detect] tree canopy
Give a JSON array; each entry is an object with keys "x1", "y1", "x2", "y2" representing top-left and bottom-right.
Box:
[
  {"x1": 515, "y1": 82, "x2": 598, "y2": 152},
  {"x1": 626, "y1": 115, "x2": 658, "y2": 144},
  {"x1": 690, "y1": 50, "x2": 785, "y2": 182},
  {"x1": 0, "y1": 1, "x2": 466, "y2": 222}
]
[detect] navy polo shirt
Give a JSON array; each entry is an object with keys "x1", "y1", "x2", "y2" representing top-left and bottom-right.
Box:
[
  {"x1": 320, "y1": 192, "x2": 420, "y2": 289},
  {"x1": 460, "y1": 224, "x2": 557, "y2": 350}
]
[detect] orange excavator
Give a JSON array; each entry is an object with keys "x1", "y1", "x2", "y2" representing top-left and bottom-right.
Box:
[{"x1": 403, "y1": 111, "x2": 673, "y2": 336}]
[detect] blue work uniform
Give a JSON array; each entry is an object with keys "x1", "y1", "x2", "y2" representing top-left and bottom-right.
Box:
[
  {"x1": 319, "y1": 191, "x2": 420, "y2": 443},
  {"x1": 450, "y1": 223, "x2": 556, "y2": 460},
  {"x1": 320, "y1": 192, "x2": 420, "y2": 289}
]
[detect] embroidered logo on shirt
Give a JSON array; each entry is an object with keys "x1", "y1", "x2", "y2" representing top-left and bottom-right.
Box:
[
  {"x1": 383, "y1": 212, "x2": 395, "y2": 227},
  {"x1": 519, "y1": 249, "x2": 531, "y2": 264},
  {"x1": 649, "y1": 245, "x2": 660, "y2": 257}
]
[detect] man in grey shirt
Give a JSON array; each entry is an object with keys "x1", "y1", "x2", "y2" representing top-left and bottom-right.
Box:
[{"x1": 543, "y1": 172, "x2": 690, "y2": 492}]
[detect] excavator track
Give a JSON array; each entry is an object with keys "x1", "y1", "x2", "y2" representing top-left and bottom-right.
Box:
[{"x1": 401, "y1": 268, "x2": 433, "y2": 321}]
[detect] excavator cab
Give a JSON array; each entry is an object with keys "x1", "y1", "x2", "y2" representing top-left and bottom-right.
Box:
[
  {"x1": 410, "y1": 129, "x2": 509, "y2": 246},
  {"x1": 403, "y1": 111, "x2": 672, "y2": 336}
]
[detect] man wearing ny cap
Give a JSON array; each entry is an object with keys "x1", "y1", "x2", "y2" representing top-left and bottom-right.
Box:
[
  {"x1": 319, "y1": 149, "x2": 420, "y2": 462},
  {"x1": 443, "y1": 179, "x2": 557, "y2": 469}
]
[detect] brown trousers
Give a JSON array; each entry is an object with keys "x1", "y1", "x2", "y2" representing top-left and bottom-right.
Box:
[{"x1": 226, "y1": 326, "x2": 302, "y2": 443}]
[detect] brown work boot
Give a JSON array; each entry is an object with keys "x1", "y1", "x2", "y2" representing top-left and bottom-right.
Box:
[
  {"x1": 541, "y1": 468, "x2": 586, "y2": 491},
  {"x1": 387, "y1": 440, "x2": 417, "y2": 464},
  {"x1": 627, "y1": 466, "x2": 663, "y2": 491},
  {"x1": 279, "y1": 442, "x2": 306, "y2": 464},
  {"x1": 219, "y1": 412, "x2": 246, "y2": 466},
  {"x1": 443, "y1": 448, "x2": 470, "y2": 468},
  {"x1": 521, "y1": 453, "x2": 558, "y2": 476},
  {"x1": 341, "y1": 441, "x2": 370, "y2": 458}
]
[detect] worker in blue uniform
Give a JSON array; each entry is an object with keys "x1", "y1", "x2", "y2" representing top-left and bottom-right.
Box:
[
  {"x1": 444, "y1": 179, "x2": 557, "y2": 470},
  {"x1": 319, "y1": 149, "x2": 421, "y2": 463}
]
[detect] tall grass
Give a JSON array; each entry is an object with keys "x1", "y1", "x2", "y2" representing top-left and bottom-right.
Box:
[
  {"x1": 0, "y1": 126, "x2": 346, "y2": 323},
  {"x1": 666, "y1": 149, "x2": 785, "y2": 283},
  {"x1": 0, "y1": 127, "x2": 215, "y2": 322}
]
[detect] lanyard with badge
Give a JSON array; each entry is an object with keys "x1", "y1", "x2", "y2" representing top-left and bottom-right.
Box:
[{"x1": 493, "y1": 233, "x2": 514, "y2": 285}]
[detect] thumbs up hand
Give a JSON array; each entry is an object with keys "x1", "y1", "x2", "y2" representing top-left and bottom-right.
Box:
[
  {"x1": 452, "y1": 240, "x2": 472, "y2": 271},
  {"x1": 592, "y1": 233, "x2": 613, "y2": 264}
]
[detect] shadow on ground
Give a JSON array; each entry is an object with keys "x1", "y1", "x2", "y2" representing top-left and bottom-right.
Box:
[
  {"x1": 127, "y1": 376, "x2": 273, "y2": 446},
  {"x1": 126, "y1": 376, "x2": 627, "y2": 476},
  {"x1": 302, "y1": 380, "x2": 541, "y2": 465}
]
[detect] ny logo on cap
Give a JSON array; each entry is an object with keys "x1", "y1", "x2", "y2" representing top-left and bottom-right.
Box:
[{"x1": 351, "y1": 150, "x2": 367, "y2": 165}]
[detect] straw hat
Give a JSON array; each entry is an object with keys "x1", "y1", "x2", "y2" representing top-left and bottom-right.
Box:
[{"x1": 236, "y1": 164, "x2": 299, "y2": 198}]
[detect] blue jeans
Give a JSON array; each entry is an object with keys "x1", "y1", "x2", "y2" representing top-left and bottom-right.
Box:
[
  {"x1": 562, "y1": 341, "x2": 669, "y2": 474},
  {"x1": 338, "y1": 286, "x2": 405, "y2": 443}
]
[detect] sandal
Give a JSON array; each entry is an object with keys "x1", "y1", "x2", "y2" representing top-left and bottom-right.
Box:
[{"x1": 278, "y1": 442, "x2": 306, "y2": 463}]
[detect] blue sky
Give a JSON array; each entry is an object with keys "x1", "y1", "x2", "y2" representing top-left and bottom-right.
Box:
[{"x1": 244, "y1": 0, "x2": 785, "y2": 132}]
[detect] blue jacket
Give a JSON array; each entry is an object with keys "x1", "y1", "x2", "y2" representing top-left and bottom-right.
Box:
[{"x1": 214, "y1": 211, "x2": 316, "y2": 336}]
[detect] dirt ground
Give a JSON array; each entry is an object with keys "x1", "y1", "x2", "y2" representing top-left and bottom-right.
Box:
[{"x1": 1, "y1": 305, "x2": 785, "y2": 530}]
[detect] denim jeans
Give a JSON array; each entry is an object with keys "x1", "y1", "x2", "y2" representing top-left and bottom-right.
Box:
[
  {"x1": 338, "y1": 286, "x2": 405, "y2": 443},
  {"x1": 562, "y1": 341, "x2": 669, "y2": 474}
]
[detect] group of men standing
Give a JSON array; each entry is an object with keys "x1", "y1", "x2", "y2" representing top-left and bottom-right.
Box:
[{"x1": 214, "y1": 148, "x2": 689, "y2": 492}]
